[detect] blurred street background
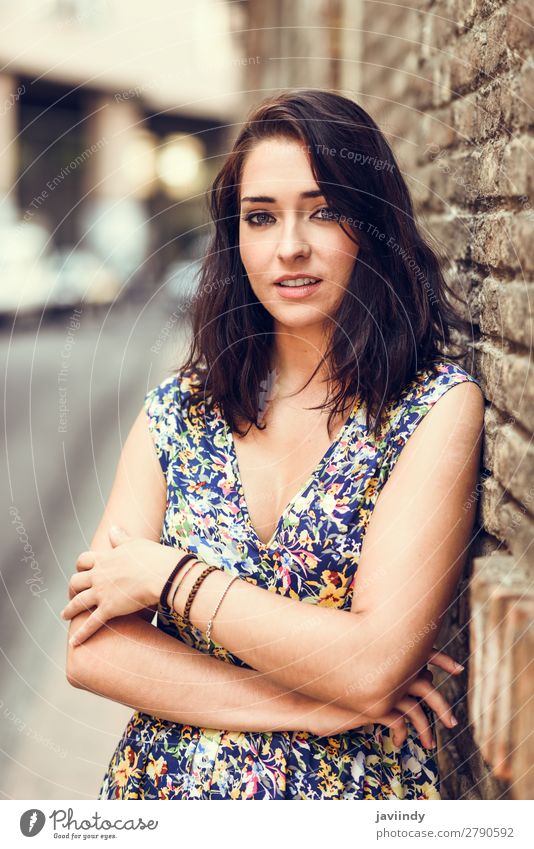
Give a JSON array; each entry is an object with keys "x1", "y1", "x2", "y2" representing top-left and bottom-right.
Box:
[{"x1": 0, "y1": 0, "x2": 246, "y2": 799}]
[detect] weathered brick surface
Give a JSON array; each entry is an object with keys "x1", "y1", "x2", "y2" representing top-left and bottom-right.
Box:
[
  {"x1": 511, "y1": 613, "x2": 534, "y2": 799},
  {"x1": 470, "y1": 558, "x2": 533, "y2": 793},
  {"x1": 476, "y1": 344, "x2": 534, "y2": 432},
  {"x1": 359, "y1": 0, "x2": 533, "y2": 800}
]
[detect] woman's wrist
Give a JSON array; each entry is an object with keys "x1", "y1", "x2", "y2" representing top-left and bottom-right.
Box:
[
  {"x1": 171, "y1": 559, "x2": 233, "y2": 633},
  {"x1": 149, "y1": 546, "x2": 195, "y2": 607},
  {"x1": 166, "y1": 556, "x2": 202, "y2": 611}
]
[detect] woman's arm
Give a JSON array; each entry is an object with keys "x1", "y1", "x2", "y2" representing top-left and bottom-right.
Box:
[
  {"x1": 65, "y1": 405, "x2": 369, "y2": 734},
  {"x1": 165, "y1": 381, "x2": 484, "y2": 718},
  {"x1": 69, "y1": 606, "x2": 451, "y2": 745},
  {"x1": 67, "y1": 609, "x2": 367, "y2": 733}
]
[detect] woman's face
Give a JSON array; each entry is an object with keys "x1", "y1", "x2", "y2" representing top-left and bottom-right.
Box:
[{"x1": 238, "y1": 137, "x2": 359, "y2": 332}]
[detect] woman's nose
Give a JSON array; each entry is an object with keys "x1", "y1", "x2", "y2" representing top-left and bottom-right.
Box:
[{"x1": 276, "y1": 222, "x2": 311, "y2": 261}]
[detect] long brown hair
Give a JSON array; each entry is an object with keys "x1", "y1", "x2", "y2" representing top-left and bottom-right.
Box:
[{"x1": 174, "y1": 88, "x2": 476, "y2": 440}]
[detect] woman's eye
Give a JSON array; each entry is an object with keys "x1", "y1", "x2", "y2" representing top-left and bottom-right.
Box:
[
  {"x1": 314, "y1": 206, "x2": 340, "y2": 221},
  {"x1": 242, "y1": 207, "x2": 340, "y2": 227},
  {"x1": 243, "y1": 212, "x2": 273, "y2": 227}
]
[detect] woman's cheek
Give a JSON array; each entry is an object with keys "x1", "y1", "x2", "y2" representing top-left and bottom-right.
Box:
[{"x1": 241, "y1": 247, "x2": 272, "y2": 285}]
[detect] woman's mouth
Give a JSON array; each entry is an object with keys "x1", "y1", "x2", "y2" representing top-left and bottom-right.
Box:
[{"x1": 274, "y1": 277, "x2": 322, "y2": 299}]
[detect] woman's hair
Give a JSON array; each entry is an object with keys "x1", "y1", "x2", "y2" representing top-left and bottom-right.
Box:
[{"x1": 175, "y1": 88, "x2": 476, "y2": 440}]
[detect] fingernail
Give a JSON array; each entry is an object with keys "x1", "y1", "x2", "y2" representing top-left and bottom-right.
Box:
[
  {"x1": 455, "y1": 663, "x2": 464, "y2": 671},
  {"x1": 450, "y1": 716, "x2": 458, "y2": 726},
  {"x1": 69, "y1": 637, "x2": 78, "y2": 647}
]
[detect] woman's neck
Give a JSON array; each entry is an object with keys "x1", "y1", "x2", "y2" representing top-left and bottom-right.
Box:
[{"x1": 270, "y1": 330, "x2": 332, "y2": 398}]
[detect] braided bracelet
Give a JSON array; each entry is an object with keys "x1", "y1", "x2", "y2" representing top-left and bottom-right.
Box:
[
  {"x1": 182, "y1": 564, "x2": 218, "y2": 623},
  {"x1": 206, "y1": 575, "x2": 240, "y2": 644},
  {"x1": 159, "y1": 552, "x2": 198, "y2": 610},
  {"x1": 169, "y1": 559, "x2": 201, "y2": 614}
]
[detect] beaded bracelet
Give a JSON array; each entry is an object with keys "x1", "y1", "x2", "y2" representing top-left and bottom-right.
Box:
[
  {"x1": 169, "y1": 559, "x2": 201, "y2": 614},
  {"x1": 206, "y1": 575, "x2": 240, "y2": 644},
  {"x1": 159, "y1": 552, "x2": 198, "y2": 610},
  {"x1": 182, "y1": 564, "x2": 219, "y2": 623}
]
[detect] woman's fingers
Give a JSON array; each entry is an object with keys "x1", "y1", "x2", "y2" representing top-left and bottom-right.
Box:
[
  {"x1": 69, "y1": 606, "x2": 108, "y2": 647},
  {"x1": 76, "y1": 551, "x2": 96, "y2": 572},
  {"x1": 417, "y1": 667, "x2": 433, "y2": 684},
  {"x1": 61, "y1": 588, "x2": 97, "y2": 621},
  {"x1": 428, "y1": 648, "x2": 464, "y2": 675},
  {"x1": 66, "y1": 570, "x2": 92, "y2": 601},
  {"x1": 406, "y1": 678, "x2": 458, "y2": 728},
  {"x1": 388, "y1": 713, "x2": 407, "y2": 748},
  {"x1": 395, "y1": 697, "x2": 435, "y2": 749},
  {"x1": 374, "y1": 710, "x2": 408, "y2": 748}
]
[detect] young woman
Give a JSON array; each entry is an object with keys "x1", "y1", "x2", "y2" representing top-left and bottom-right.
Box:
[{"x1": 63, "y1": 89, "x2": 484, "y2": 800}]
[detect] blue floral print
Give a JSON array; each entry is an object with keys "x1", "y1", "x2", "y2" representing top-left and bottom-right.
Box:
[{"x1": 98, "y1": 360, "x2": 480, "y2": 799}]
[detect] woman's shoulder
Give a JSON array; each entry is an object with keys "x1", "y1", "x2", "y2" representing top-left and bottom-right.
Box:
[
  {"x1": 142, "y1": 366, "x2": 206, "y2": 474},
  {"x1": 382, "y1": 358, "x2": 482, "y2": 446},
  {"x1": 407, "y1": 359, "x2": 481, "y2": 404},
  {"x1": 144, "y1": 365, "x2": 205, "y2": 412}
]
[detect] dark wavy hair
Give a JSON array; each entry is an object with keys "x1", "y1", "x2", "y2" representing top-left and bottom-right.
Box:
[{"x1": 175, "y1": 88, "x2": 475, "y2": 440}]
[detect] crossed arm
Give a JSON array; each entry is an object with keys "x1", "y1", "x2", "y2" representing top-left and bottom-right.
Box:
[
  {"x1": 66, "y1": 380, "x2": 484, "y2": 723},
  {"x1": 66, "y1": 405, "x2": 351, "y2": 734}
]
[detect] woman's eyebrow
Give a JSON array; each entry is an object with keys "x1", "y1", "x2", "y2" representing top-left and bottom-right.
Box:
[{"x1": 240, "y1": 190, "x2": 325, "y2": 204}]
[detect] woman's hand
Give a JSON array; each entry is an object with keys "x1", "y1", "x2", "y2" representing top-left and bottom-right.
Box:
[
  {"x1": 388, "y1": 648, "x2": 462, "y2": 748},
  {"x1": 310, "y1": 647, "x2": 464, "y2": 747},
  {"x1": 60, "y1": 526, "x2": 181, "y2": 646}
]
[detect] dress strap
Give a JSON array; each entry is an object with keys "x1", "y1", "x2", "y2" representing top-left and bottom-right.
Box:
[
  {"x1": 382, "y1": 361, "x2": 482, "y2": 476},
  {"x1": 144, "y1": 372, "x2": 183, "y2": 476}
]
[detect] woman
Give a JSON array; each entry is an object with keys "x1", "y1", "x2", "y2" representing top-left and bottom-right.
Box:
[{"x1": 63, "y1": 89, "x2": 484, "y2": 800}]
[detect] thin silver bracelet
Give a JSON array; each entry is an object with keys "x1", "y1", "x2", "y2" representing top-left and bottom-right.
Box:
[{"x1": 205, "y1": 575, "x2": 240, "y2": 644}]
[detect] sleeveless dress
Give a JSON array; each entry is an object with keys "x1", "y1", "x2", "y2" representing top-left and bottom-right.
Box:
[{"x1": 98, "y1": 360, "x2": 481, "y2": 800}]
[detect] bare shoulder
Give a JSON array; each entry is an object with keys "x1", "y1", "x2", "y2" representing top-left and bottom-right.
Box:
[
  {"x1": 88, "y1": 404, "x2": 167, "y2": 551},
  {"x1": 393, "y1": 377, "x2": 485, "y2": 470},
  {"x1": 350, "y1": 378, "x2": 485, "y2": 704},
  {"x1": 424, "y1": 377, "x2": 484, "y2": 426},
  {"x1": 362, "y1": 377, "x2": 485, "y2": 539}
]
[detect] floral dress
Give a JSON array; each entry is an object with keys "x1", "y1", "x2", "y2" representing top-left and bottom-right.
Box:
[{"x1": 98, "y1": 360, "x2": 481, "y2": 800}]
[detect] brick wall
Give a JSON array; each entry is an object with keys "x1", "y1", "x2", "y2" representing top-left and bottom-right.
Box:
[
  {"x1": 242, "y1": 0, "x2": 533, "y2": 799},
  {"x1": 357, "y1": 0, "x2": 533, "y2": 799}
]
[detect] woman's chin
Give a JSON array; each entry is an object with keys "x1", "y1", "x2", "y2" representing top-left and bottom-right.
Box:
[{"x1": 269, "y1": 309, "x2": 331, "y2": 332}]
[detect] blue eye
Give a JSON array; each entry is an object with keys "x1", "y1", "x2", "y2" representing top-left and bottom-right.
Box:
[
  {"x1": 242, "y1": 206, "x2": 340, "y2": 227},
  {"x1": 243, "y1": 212, "x2": 274, "y2": 227}
]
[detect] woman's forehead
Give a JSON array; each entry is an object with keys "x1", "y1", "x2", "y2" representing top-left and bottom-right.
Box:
[{"x1": 241, "y1": 138, "x2": 313, "y2": 180}]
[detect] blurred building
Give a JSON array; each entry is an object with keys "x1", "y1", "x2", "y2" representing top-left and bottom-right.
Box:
[{"x1": 0, "y1": 0, "x2": 247, "y2": 313}]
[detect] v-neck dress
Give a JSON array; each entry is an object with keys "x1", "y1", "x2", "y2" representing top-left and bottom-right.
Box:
[{"x1": 98, "y1": 360, "x2": 481, "y2": 800}]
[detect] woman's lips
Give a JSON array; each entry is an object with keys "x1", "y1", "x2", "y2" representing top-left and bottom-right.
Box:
[{"x1": 274, "y1": 280, "x2": 322, "y2": 299}]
